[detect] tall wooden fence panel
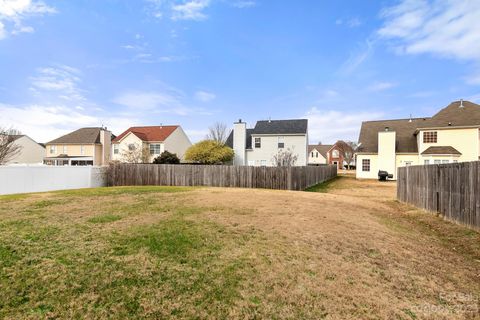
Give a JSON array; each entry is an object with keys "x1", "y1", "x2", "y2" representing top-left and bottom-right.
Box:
[
  {"x1": 108, "y1": 164, "x2": 337, "y2": 191},
  {"x1": 397, "y1": 161, "x2": 480, "y2": 230}
]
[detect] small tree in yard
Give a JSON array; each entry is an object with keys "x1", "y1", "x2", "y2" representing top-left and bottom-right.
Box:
[
  {"x1": 0, "y1": 127, "x2": 23, "y2": 165},
  {"x1": 272, "y1": 148, "x2": 298, "y2": 167},
  {"x1": 120, "y1": 143, "x2": 150, "y2": 163},
  {"x1": 205, "y1": 122, "x2": 228, "y2": 145},
  {"x1": 153, "y1": 151, "x2": 180, "y2": 164},
  {"x1": 185, "y1": 140, "x2": 234, "y2": 164},
  {"x1": 336, "y1": 140, "x2": 357, "y2": 170}
]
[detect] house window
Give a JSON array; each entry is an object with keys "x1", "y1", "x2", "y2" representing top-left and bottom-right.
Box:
[
  {"x1": 316, "y1": 152, "x2": 319, "y2": 158},
  {"x1": 260, "y1": 160, "x2": 267, "y2": 166},
  {"x1": 311, "y1": 152, "x2": 314, "y2": 157},
  {"x1": 453, "y1": 160, "x2": 458, "y2": 163},
  {"x1": 128, "y1": 143, "x2": 136, "y2": 151},
  {"x1": 113, "y1": 144, "x2": 119, "y2": 154},
  {"x1": 278, "y1": 136, "x2": 284, "y2": 148},
  {"x1": 442, "y1": 160, "x2": 449, "y2": 164},
  {"x1": 362, "y1": 159, "x2": 370, "y2": 172},
  {"x1": 62, "y1": 145, "x2": 67, "y2": 154},
  {"x1": 254, "y1": 137, "x2": 261, "y2": 148},
  {"x1": 423, "y1": 131, "x2": 437, "y2": 143},
  {"x1": 80, "y1": 145, "x2": 85, "y2": 155},
  {"x1": 405, "y1": 161, "x2": 412, "y2": 166},
  {"x1": 424, "y1": 160, "x2": 430, "y2": 165},
  {"x1": 149, "y1": 144, "x2": 161, "y2": 155},
  {"x1": 49, "y1": 145, "x2": 56, "y2": 154},
  {"x1": 247, "y1": 160, "x2": 255, "y2": 166},
  {"x1": 332, "y1": 149, "x2": 339, "y2": 157},
  {"x1": 434, "y1": 160, "x2": 441, "y2": 164}
]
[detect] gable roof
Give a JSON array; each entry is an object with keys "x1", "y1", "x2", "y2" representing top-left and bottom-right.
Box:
[
  {"x1": 421, "y1": 146, "x2": 461, "y2": 155},
  {"x1": 225, "y1": 119, "x2": 307, "y2": 150},
  {"x1": 357, "y1": 100, "x2": 480, "y2": 153},
  {"x1": 113, "y1": 126, "x2": 178, "y2": 143},
  {"x1": 8, "y1": 135, "x2": 24, "y2": 142},
  {"x1": 47, "y1": 127, "x2": 113, "y2": 144},
  {"x1": 308, "y1": 144, "x2": 333, "y2": 158},
  {"x1": 252, "y1": 119, "x2": 308, "y2": 135}
]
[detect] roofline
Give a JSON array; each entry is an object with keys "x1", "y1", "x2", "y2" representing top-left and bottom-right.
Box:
[
  {"x1": 250, "y1": 133, "x2": 307, "y2": 136},
  {"x1": 415, "y1": 125, "x2": 480, "y2": 133},
  {"x1": 45, "y1": 143, "x2": 100, "y2": 145},
  {"x1": 361, "y1": 117, "x2": 430, "y2": 124},
  {"x1": 421, "y1": 153, "x2": 462, "y2": 156},
  {"x1": 112, "y1": 126, "x2": 177, "y2": 143}
]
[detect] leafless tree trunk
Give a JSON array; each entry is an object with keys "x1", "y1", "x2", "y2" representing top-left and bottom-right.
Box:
[
  {"x1": 272, "y1": 148, "x2": 298, "y2": 167},
  {"x1": 120, "y1": 143, "x2": 151, "y2": 163},
  {"x1": 0, "y1": 127, "x2": 23, "y2": 165},
  {"x1": 206, "y1": 122, "x2": 228, "y2": 144}
]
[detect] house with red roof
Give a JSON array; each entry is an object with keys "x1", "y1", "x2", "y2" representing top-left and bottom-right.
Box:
[{"x1": 111, "y1": 125, "x2": 191, "y2": 163}]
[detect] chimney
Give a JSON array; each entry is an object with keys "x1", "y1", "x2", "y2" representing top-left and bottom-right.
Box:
[
  {"x1": 233, "y1": 119, "x2": 246, "y2": 165},
  {"x1": 385, "y1": 126, "x2": 390, "y2": 132},
  {"x1": 459, "y1": 99, "x2": 464, "y2": 108},
  {"x1": 100, "y1": 128, "x2": 112, "y2": 166}
]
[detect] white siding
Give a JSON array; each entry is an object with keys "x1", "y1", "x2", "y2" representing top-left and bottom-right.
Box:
[
  {"x1": 245, "y1": 134, "x2": 307, "y2": 166},
  {"x1": 163, "y1": 127, "x2": 192, "y2": 160},
  {"x1": 5, "y1": 136, "x2": 45, "y2": 164}
]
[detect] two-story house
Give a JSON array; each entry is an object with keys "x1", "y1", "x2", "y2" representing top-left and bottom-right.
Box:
[
  {"x1": 356, "y1": 100, "x2": 480, "y2": 179},
  {"x1": 308, "y1": 144, "x2": 332, "y2": 165},
  {"x1": 4, "y1": 135, "x2": 45, "y2": 165},
  {"x1": 111, "y1": 125, "x2": 191, "y2": 163},
  {"x1": 44, "y1": 127, "x2": 113, "y2": 166},
  {"x1": 226, "y1": 119, "x2": 308, "y2": 166}
]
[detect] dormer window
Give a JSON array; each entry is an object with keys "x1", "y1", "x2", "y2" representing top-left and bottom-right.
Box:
[{"x1": 423, "y1": 131, "x2": 437, "y2": 143}]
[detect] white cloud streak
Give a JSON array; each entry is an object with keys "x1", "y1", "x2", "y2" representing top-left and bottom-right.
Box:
[
  {"x1": 171, "y1": 0, "x2": 210, "y2": 21},
  {"x1": 367, "y1": 81, "x2": 397, "y2": 92},
  {"x1": 0, "y1": 0, "x2": 56, "y2": 39},
  {"x1": 194, "y1": 90, "x2": 216, "y2": 102}
]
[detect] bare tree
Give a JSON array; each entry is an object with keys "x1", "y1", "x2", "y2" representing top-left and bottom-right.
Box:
[
  {"x1": 206, "y1": 122, "x2": 228, "y2": 144},
  {"x1": 0, "y1": 127, "x2": 23, "y2": 165},
  {"x1": 272, "y1": 148, "x2": 298, "y2": 167},
  {"x1": 120, "y1": 143, "x2": 150, "y2": 163},
  {"x1": 336, "y1": 140, "x2": 357, "y2": 170}
]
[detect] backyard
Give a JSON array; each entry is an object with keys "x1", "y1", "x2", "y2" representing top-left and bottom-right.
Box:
[{"x1": 0, "y1": 176, "x2": 479, "y2": 319}]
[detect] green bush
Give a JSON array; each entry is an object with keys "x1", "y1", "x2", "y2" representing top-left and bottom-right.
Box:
[
  {"x1": 185, "y1": 140, "x2": 234, "y2": 164},
  {"x1": 153, "y1": 151, "x2": 180, "y2": 164}
]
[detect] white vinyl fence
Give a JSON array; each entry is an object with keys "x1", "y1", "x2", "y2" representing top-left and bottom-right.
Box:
[{"x1": 0, "y1": 166, "x2": 107, "y2": 195}]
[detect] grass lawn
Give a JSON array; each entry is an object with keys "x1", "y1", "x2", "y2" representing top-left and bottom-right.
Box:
[{"x1": 0, "y1": 178, "x2": 479, "y2": 319}]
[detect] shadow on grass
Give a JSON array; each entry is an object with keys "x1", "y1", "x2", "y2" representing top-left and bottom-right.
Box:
[{"x1": 304, "y1": 176, "x2": 342, "y2": 193}]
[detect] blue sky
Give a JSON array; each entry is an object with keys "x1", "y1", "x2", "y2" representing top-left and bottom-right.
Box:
[{"x1": 1, "y1": 0, "x2": 479, "y2": 143}]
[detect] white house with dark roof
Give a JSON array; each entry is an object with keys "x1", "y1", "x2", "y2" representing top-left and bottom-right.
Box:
[
  {"x1": 226, "y1": 119, "x2": 308, "y2": 166},
  {"x1": 356, "y1": 100, "x2": 480, "y2": 179}
]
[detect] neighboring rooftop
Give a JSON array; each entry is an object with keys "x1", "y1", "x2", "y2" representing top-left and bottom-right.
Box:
[
  {"x1": 357, "y1": 100, "x2": 480, "y2": 153},
  {"x1": 226, "y1": 119, "x2": 308, "y2": 149},
  {"x1": 113, "y1": 126, "x2": 178, "y2": 143},
  {"x1": 308, "y1": 144, "x2": 333, "y2": 158},
  {"x1": 421, "y1": 146, "x2": 462, "y2": 155},
  {"x1": 47, "y1": 128, "x2": 114, "y2": 144}
]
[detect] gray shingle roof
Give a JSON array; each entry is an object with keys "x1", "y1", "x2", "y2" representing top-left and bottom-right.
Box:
[
  {"x1": 421, "y1": 146, "x2": 461, "y2": 155},
  {"x1": 47, "y1": 127, "x2": 114, "y2": 144},
  {"x1": 357, "y1": 100, "x2": 480, "y2": 153},
  {"x1": 225, "y1": 119, "x2": 307, "y2": 150}
]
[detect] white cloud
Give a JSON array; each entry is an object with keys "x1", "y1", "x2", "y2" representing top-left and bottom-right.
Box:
[
  {"x1": 336, "y1": 17, "x2": 362, "y2": 28},
  {"x1": 112, "y1": 90, "x2": 212, "y2": 116},
  {"x1": 304, "y1": 108, "x2": 384, "y2": 143},
  {"x1": 339, "y1": 39, "x2": 374, "y2": 75},
  {"x1": 171, "y1": 0, "x2": 210, "y2": 21},
  {"x1": 367, "y1": 81, "x2": 397, "y2": 92},
  {"x1": 29, "y1": 65, "x2": 86, "y2": 101},
  {"x1": 0, "y1": 0, "x2": 56, "y2": 39},
  {"x1": 194, "y1": 90, "x2": 216, "y2": 102},
  {"x1": 378, "y1": 0, "x2": 480, "y2": 61},
  {"x1": 232, "y1": 1, "x2": 256, "y2": 9}
]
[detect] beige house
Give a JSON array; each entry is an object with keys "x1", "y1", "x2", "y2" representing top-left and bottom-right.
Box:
[
  {"x1": 111, "y1": 125, "x2": 191, "y2": 163},
  {"x1": 44, "y1": 127, "x2": 113, "y2": 166},
  {"x1": 356, "y1": 100, "x2": 480, "y2": 179},
  {"x1": 308, "y1": 144, "x2": 332, "y2": 165},
  {"x1": 226, "y1": 119, "x2": 308, "y2": 166},
  {"x1": 4, "y1": 135, "x2": 45, "y2": 165}
]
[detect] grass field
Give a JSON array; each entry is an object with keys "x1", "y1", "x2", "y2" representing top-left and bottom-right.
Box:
[{"x1": 0, "y1": 177, "x2": 479, "y2": 319}]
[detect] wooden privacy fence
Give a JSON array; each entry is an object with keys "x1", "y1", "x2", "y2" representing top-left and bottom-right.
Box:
[
  {"x1": 397, "y1": 161, "x2": 480, "y2": 230},
  {"x1": 107, "y1": 164, "x2": 337, "y2": 191}
]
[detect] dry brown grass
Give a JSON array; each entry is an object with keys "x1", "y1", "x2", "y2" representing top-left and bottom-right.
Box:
[{"x1": 0, "y1": 180, "x2": 479, "y2": 319}]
